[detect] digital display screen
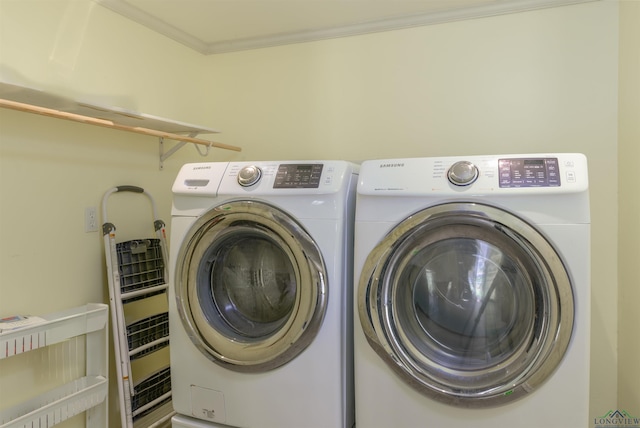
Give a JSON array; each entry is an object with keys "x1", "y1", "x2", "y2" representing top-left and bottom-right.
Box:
[
  {"x1": 274, "y1": 164, "x2": 324, "y2": 188},
  {"x1": 524, "y1": 159, "x2": 544, "y2": 166},
  {"x1": 499, "y1": 158, "x2": 560, "y2": 188}
]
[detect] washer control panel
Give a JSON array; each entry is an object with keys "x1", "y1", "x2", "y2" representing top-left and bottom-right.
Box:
[
  {"x1": 447, "y1": 161, "x2": 479, "y2": 186},
  {"x1": 498, "y1": 157, "x2": 560, "y2": 188},
  {"x1": 274, "y1": 164, "x2": 324, "y2": 189},
  {"x1": 173, "y1": 161, "x2": 357, "y2": 199},
  {"x1": 237, "y1": 165, "x2": 262, "y2": 187}
]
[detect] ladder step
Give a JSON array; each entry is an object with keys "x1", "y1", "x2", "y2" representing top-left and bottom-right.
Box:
[
  {"x1": 116, "y1": 239, "x2": 166, "y2": 295},
  {"x1": 127, "y1": 313, "x2": 170, "y2": 350},
  {"x1": 132, "y1": 366, "x2": 172, "y2": 417},
  {"x1": 121, "y1": 284, "x2": 168, "y2": 302},
  {"x1": 132, "y1": 398, "x2": 175, "y2": 428},
  {"x1": 127, "y1": 312, "x2": 170, "y2": 359}
]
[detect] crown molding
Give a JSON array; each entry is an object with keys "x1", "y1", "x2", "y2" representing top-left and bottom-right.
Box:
[{"x1": 95, "y1": 0, "x2": 599, "y2": 55}]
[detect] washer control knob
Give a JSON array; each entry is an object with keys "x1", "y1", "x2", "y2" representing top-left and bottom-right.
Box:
[
  {"x1": 448, "y1": 161, "x2": 479, "y2": 186},
  {"x1": 238, "y1": 165, "x2": 262, "y2": 187}
]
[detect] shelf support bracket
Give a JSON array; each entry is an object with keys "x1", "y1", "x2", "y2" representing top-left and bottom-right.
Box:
[{"x1": 159, "y1": 134, "x2": 195, "y2": 170}]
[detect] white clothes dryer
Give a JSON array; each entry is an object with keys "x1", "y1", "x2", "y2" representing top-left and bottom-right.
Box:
[
  {"x1": 354, "y1": 154, "x2": 590, "y2": 428},
  {"x1": 169, "y1": 161, "x2": 357, "y2": 428}
]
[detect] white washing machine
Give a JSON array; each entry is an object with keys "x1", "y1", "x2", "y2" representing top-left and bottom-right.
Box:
[
  {"x1": 169, "y1": 160, "x2": 358, "y2": 428},
  {"x1": 172, "y1": 414, "x2": 222, "y2": 428},
  {"x1": 353, "y1": 154, "x2": 590, "y2": 428}
]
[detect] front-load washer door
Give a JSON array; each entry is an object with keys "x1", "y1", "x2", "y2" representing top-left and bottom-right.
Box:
[
  {"x1": 358, "y1": 202, "x2": 574, "y2": 407},
  {"x1": 175, "y1": 200, "x2": 327, "y2": 372}
]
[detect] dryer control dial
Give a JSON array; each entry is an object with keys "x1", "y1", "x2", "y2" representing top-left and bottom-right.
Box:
[
  {"x1": 448, "y1": 161, "x2": 479, "y2": 186},
  {"x1": 238, "y1": 165, "x2": 262, "y2": 187}
]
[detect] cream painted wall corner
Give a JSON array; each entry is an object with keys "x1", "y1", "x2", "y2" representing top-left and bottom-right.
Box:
[{"x1": 617, "y1": 0, "x2": 640, "y2": 414}]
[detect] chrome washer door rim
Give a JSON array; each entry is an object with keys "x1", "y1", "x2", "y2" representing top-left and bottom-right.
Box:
[
  {"x1": 359, "y1": 202, "x2": 574, "y2": 407},
  {"x1": 176, "y1": 200, "x2": 327, "y2": 372}
]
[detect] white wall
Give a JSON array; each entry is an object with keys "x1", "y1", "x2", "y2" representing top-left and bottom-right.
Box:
[{"x1": 0, "y1": 0, "x2": 629, "y2": 426}]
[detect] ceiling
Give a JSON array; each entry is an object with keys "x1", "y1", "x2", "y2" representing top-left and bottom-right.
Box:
[{"x1": 94, "y1": 0, "x2": 596, "y2": 54}]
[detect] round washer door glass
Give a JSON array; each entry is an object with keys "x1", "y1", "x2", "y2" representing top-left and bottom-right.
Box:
[
  {"x1": 175, "y1": 200, "x2": 327, "y2": 372},
  {"x1": 358, "y1": 202, "x2": 574, "y2": 407}
]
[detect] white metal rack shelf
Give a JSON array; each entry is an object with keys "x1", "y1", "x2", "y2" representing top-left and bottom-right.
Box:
[
  {"x1": 0, "y1": 303, "x2": 109, "y2": 428},
  {"x1": 0, "y1": 81, "x2": 241, "y2": 169}
]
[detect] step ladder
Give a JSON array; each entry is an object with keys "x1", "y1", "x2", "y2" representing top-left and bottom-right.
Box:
[{"x1": 102, "y1": 186, "x2": 176, "y2": 428}]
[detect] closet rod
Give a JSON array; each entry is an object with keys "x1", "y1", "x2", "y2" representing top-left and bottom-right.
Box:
[{"x1": 0, "y1": 98, "x2": 241, "y2": 152}]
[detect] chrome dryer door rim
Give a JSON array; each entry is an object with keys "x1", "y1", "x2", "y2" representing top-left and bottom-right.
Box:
[
  {"x1": 176, "y1": 200, "x2": 327, "y2": 372},
  {"x1": 358, "y1": 202, "x2": 574, "y2": 407}
]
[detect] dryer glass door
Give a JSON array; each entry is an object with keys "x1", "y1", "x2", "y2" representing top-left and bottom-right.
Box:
[
  {"x1": 176, "y1": 200, "x2": 327, "y2": 372},
  {"x1": 358, "y1": 202, "x2": 574, "y2": 407}
]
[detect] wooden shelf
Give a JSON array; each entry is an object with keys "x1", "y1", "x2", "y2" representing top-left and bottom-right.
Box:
[{"x1": 0, "y1": 82, "x2": 241, "y2": 168}]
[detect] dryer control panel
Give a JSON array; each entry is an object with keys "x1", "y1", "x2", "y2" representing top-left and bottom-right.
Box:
[
  {"x1": 498, "y1": 157, "x2": 560, "y2": 188},
  {"x1": 358, "y1": 153, "x2": 588, "y2": 197}
]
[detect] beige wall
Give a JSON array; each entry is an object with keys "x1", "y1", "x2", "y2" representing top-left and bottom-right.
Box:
[
  {"x1": 618, "y1": 0, "x2": 640, "y2": 413},
  {"x1": 204, "y1": 1, "x2": 621, "y2": 420},
  {"x1": 0, "y1": 1, "x2": 234, "y2": 426},
  {"x1": 0, "y1": 0, "x2": 632, "y2": 426},
  {"x1": 0, "y1": 0, "x2": 212, "y2": 124}
]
